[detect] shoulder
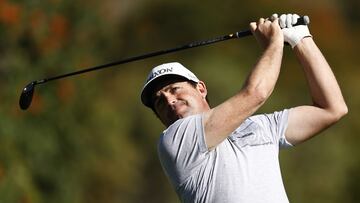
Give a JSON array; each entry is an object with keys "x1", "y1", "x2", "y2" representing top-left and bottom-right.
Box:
[
  {"x1": 158, "y1": 113, "x2": 207, "y2": 159},
  {"x1": 249, "y1": 109, "x2": 290, "y2": 125},
  {"x1": 242, "y1": 109, "x2": 290, "y2": 139},
  {"x1": 159, "y1": 114, "x2": 203, "y2": 146},
  {"x1": 163, "y1": 114, "x2": 203, "y2": 136}
]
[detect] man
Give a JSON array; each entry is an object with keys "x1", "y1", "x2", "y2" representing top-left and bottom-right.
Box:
[{"x1": 140, "y1": 13, "x2": 347, "y2": 203}]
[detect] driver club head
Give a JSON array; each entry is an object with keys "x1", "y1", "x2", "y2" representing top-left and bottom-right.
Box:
[{"x1": 19, "y1": 81, "x2": 36, "y2": 110}]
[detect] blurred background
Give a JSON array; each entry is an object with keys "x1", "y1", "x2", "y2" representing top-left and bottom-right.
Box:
[{"x1": 0, "y1": 0, "x2": 359, "y2": 202}]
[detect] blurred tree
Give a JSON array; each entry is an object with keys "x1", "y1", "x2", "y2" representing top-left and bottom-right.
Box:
[{"x1": 0, "y1": 0, "x2": 359, "y2": 203}]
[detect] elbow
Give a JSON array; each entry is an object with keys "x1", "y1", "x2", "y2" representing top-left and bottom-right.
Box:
[
  {"x1": 256, "y1": 89, "x2": 269, "y2": 104},
  {"x1": 329, "y1": 103, "x2": 348, "y2": 123},
  {"x1": 335, "y1": 104, "x2": 348, "y2": 120},
  {"x1": 244, "y1": 85, "x2": 270, "y2": 105}
]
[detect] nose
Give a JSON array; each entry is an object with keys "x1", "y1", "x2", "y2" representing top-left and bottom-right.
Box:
[{"x1": 163, "y1": 92, "x2": 177, "y2": 105}]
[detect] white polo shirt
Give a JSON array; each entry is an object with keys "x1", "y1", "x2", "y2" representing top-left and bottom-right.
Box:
[{"x1": 158, "y1": 109, "x2": 292, "y2": 203}]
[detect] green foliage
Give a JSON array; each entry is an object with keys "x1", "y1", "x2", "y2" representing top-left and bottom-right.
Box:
[{"x1": 0, "y1": 0, "x2": 359, "y2": 202}]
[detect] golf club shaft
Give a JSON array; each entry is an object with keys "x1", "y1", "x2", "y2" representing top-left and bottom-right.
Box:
[
  {"x1": 35, "y1": 30, "x2": 250, "y2": 85},
  {"x1": 34, "y1": 15, "x2": 309, "y2": 85}
]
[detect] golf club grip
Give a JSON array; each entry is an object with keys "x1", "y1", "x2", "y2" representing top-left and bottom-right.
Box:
[
  {"x1": 295, "y1": 16, "x2": 310, "y2": 26},
  {"x1": 236, "y1": 15, "x2": 310, "y2": 38}
]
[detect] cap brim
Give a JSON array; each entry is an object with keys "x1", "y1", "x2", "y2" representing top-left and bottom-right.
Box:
[{"x1": 141, "y1": 75, "x2": 193, "y2": 108}]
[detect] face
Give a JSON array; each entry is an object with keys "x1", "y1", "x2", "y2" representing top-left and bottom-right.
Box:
[{"x1": 152, "y1": 80, "x2": 209, "y2": 126}]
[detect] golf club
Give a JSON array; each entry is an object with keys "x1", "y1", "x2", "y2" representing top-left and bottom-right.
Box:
[{"x1": 19, "y1": 16, "x2": 309, "y2": 110}]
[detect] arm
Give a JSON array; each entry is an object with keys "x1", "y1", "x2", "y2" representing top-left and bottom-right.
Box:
[
  {"x1": 203, "y1": 17, "x2": 284, "y2": 149},
  {"x1": 285, "y1": 37, "x2": 348, "y2": 145}
]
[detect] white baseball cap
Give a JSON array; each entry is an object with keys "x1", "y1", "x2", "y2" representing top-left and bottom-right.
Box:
[{"x1": 141, "y1": 62, "x2": 199, "y2": 107}]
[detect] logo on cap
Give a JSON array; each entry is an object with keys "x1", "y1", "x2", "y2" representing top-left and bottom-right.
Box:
[
  {"x1": 147, "y1": 67, "x2": 174, "y2": 82},
  {"x1": 141, "y1": 62, "x2": 199, "y2": 107}
]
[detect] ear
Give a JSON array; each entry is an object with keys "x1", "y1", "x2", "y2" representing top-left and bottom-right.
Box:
[{"x1": 196, "y1": 81, "x2": 207, "y2": 99}]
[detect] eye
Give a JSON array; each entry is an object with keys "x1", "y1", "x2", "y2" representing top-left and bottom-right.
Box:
[{"x1": 170, "y1": 86, "x2": 180, "y2": 94}]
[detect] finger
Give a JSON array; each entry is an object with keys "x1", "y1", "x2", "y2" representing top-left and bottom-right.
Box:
[
  {"x1": 279, "y1": 14, "x2": 286, "y2": 28},
  {"x1": 249, "y1": 22, "x2": 257, "y2": 32},
  {"x1": 258, "y1": 18, "x2": 265, "y2": 25},
  {"x1": 286, "y1": 14, "x2": 292, "y2": 28},
  {"x1": 270, "y1": 13, "x2": 278, "y2": 21},
  {"x1": 264, "y1": 18, "x2": 271, "y2": 25},
  {"x1": 272, "y1": 18, "x2": 279, "y2": 26},
  {"x1": 292, "y1": 14, "x2": 300, "y2": 25}
]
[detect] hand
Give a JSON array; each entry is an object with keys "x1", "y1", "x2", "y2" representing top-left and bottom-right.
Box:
[
  {"x1": 250, "y1": 16, "x2": 283, "y2": 49},
  {"x1": 278, "y1": 13, "x2": 312, "y2": 48}
]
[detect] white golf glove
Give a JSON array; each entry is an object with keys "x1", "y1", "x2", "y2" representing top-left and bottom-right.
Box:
[{"x1": 278, "y1": 13, "x2": 312, "y2": 48}]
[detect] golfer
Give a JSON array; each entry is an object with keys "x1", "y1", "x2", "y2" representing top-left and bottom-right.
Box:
[{"x1": 140, "y1": 13, "x2": 347, "y2": 203}]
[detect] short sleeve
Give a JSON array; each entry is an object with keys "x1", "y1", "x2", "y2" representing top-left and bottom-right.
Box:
[
  {"x1": 157, "y1": 114, "x2": 208, "y2": 186},
  {"x1": 253, "y1": 109, "x2": 293, "y2": 149}
]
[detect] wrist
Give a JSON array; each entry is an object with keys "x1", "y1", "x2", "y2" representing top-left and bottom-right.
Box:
[
  {"x1": 269, "y1": 37, "x2": 284, "y2": 49},
  {"x1": 293, "y1": 36, "x2": 314, "y2": 50},
  {"x1": 284, "y1": 25, "x2": 312, "y2": 48}
]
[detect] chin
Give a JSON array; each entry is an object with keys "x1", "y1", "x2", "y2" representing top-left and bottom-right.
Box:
[
  {"x1": 164, "y1": 113, "x2": 185, "y2": 126},
  {"x1": 177, "y1": 109, "x2": 192, "y2": 118},
  {"x1": 164, "y1": 107, "x2": 194, "y2": 126}
]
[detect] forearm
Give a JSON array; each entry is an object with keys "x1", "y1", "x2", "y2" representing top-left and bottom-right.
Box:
[
  {"x1": 294, "y1": 38, "x2": 348, "y2": 117},
  {"x1": 244, "y1": 41, "x2": 284, "y2": 99},
  {"x1": 279, "y1": 13, "x2": 347, "y2": 145},
  {"x1": 223, "y1": 40, "x2": 284, "y2": 122},
  {"x1": 204, "y1": 42, "x2": 283, "y2": 149},
  {"x1": 203, "y1": 18, "x2": 285, "y2": 149}
]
